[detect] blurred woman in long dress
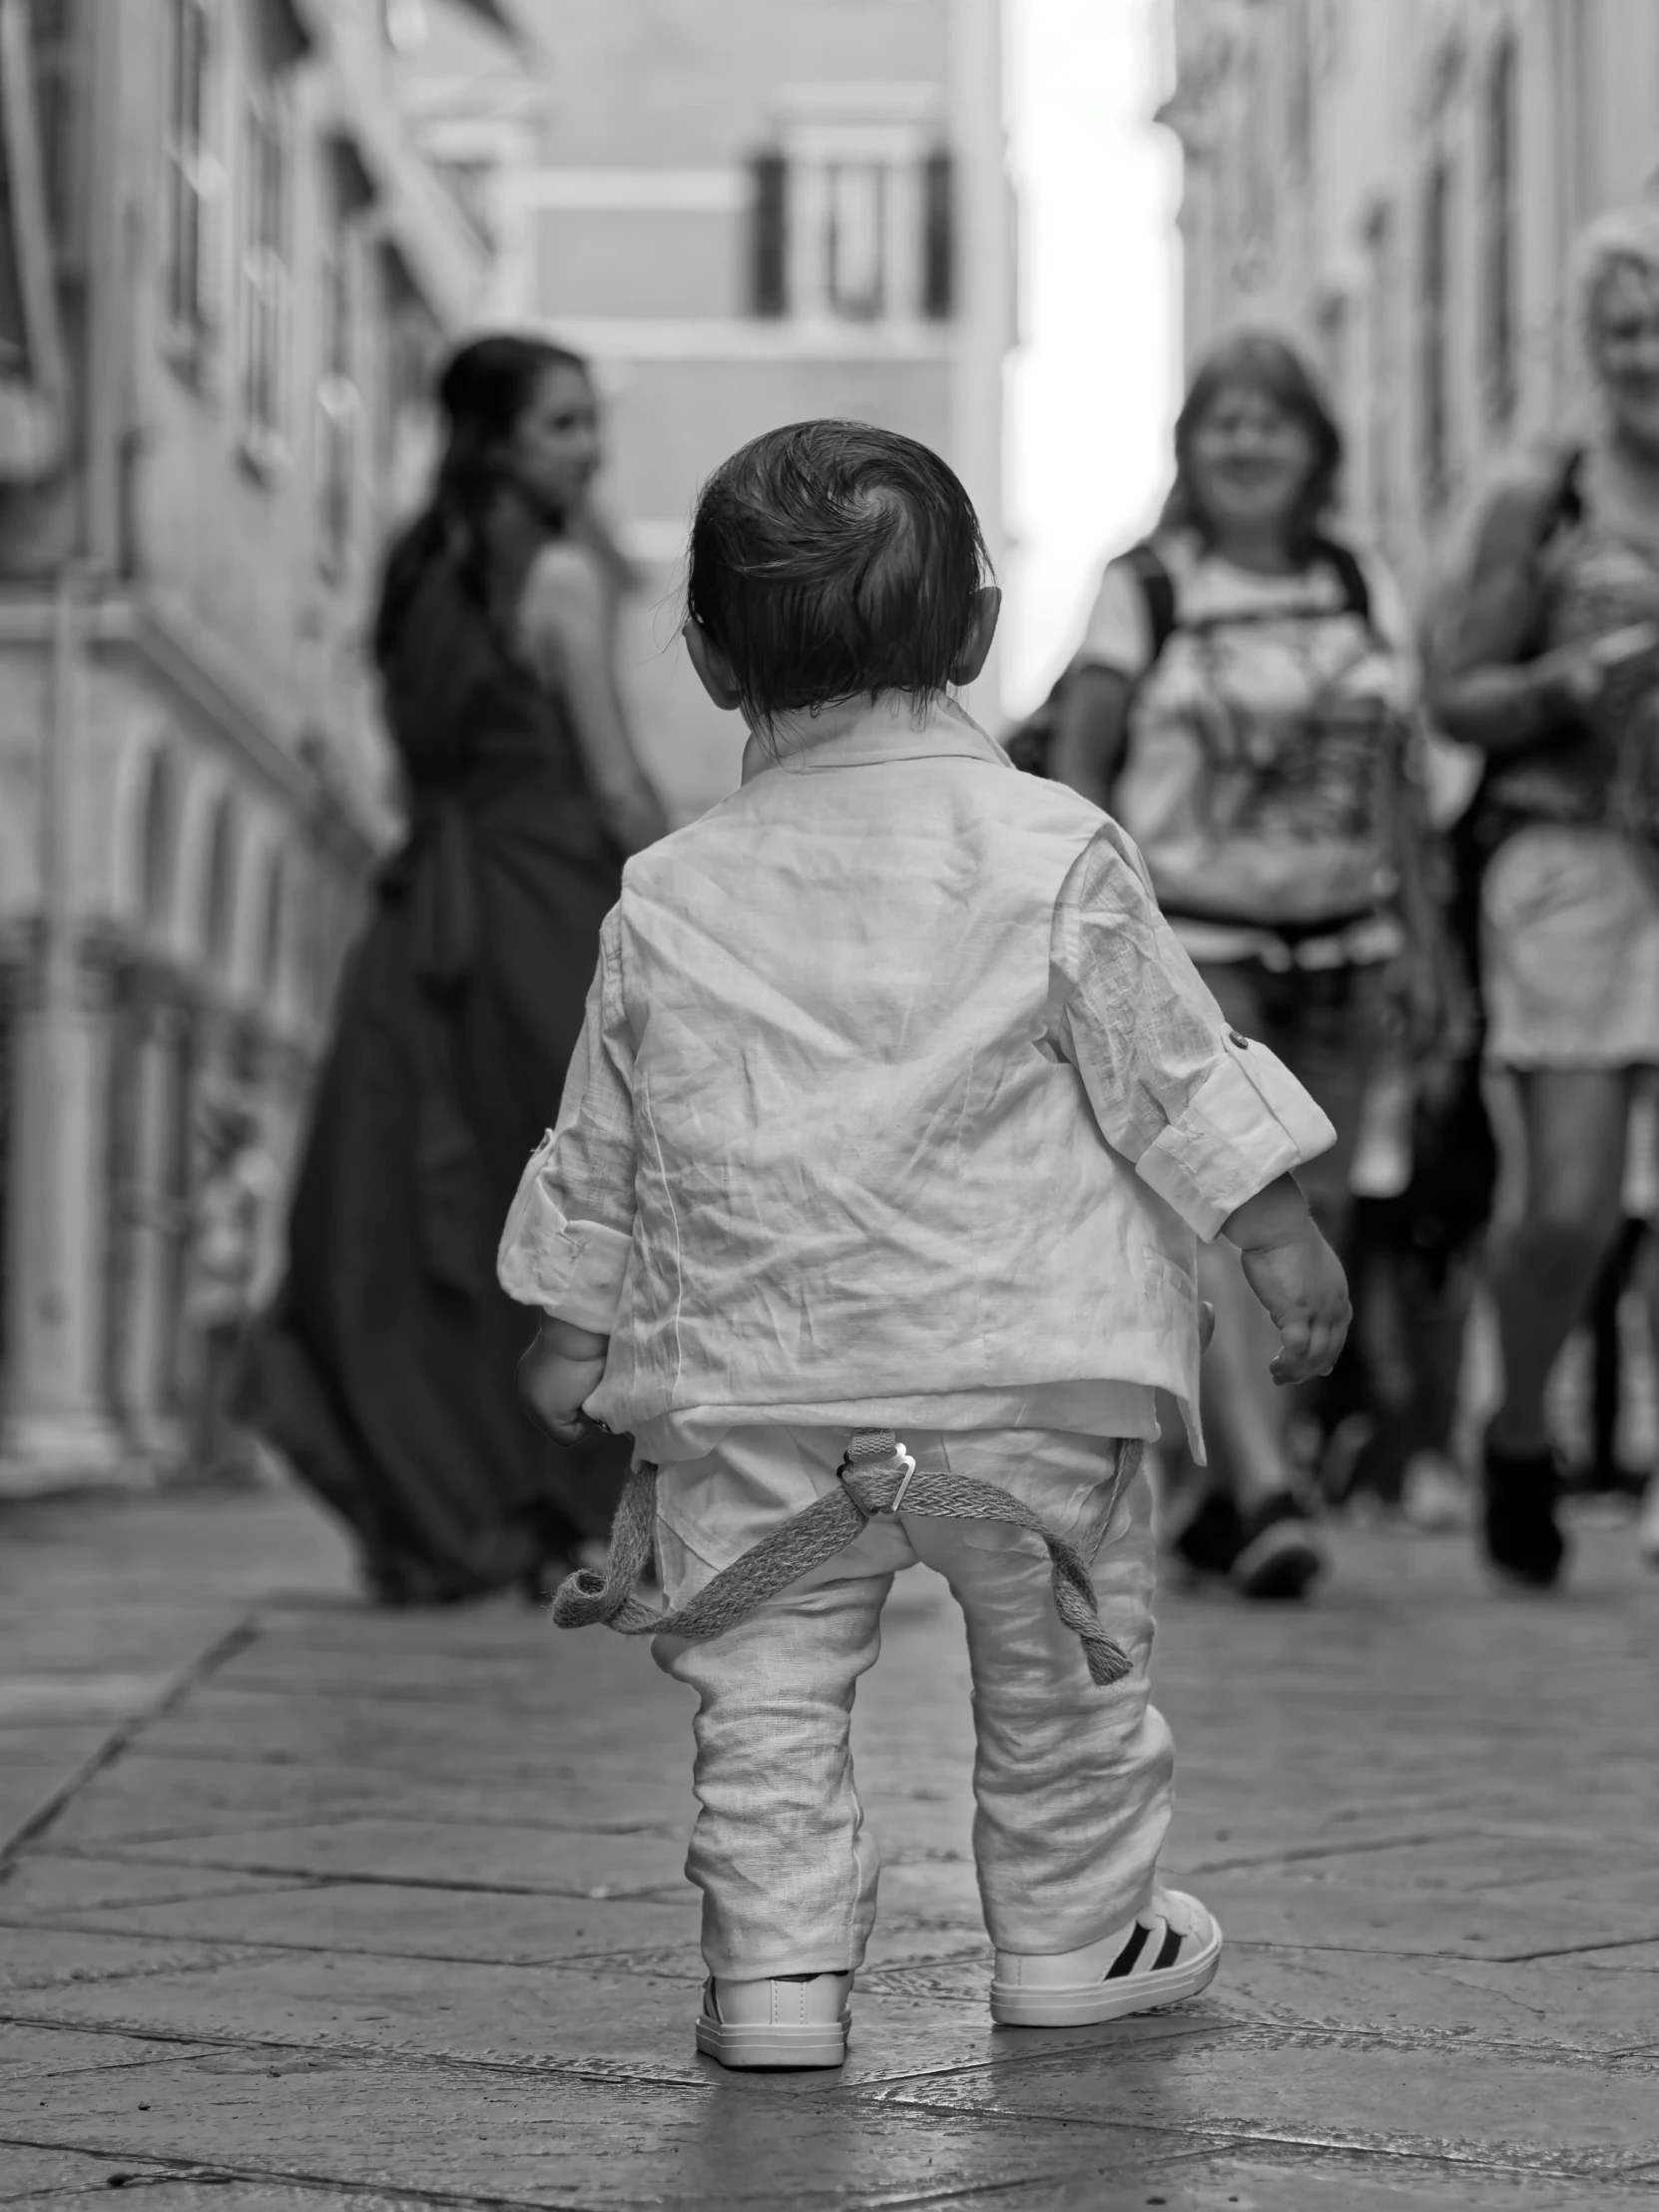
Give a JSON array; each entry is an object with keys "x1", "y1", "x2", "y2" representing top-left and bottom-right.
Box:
[{"x1": 249, "y1": 334, "x2": 668, "y2": 1603}]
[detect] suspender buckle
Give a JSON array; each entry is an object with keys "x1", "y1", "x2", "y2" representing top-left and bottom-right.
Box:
[
  {"x1": 888, "y1": 1446, "x2": 917, "y2": 1513},
  {"x1": 839, "y1": 1429, "x2": 917, "y2": 1513}
]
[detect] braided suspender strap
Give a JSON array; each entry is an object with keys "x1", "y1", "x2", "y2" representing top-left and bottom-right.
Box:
[{"x1": 549, "y1": 1431, "x2": 1141, "y2": 1688}]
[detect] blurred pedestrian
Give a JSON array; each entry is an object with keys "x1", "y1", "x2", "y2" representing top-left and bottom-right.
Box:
[
  {"x1": 186, "y1": 1088, "x2": 276, "y2": 1484},
  {"x1": 244, "y1": 333, "x2": 669, "y2": 1605},
  {"x1": 1319, "y1": 995, "x2": 1494, "y2": 1532},
  {"x1": 1583, "y1": 1088, "x2": 1657, "y2": 1505},
  {"x1": 1427, "y1": 207, "x2": 1659, "y2": 1588},
  {"x1": 1033, "y1": 331, "x2": 1436, "y2": 1599},
  {"x1": 504, "y1": 419, "x2": 1345, "y2": 2068}
]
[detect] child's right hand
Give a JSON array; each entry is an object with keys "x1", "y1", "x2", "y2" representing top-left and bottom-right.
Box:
[
  {"x1": 517, "y1": 1317, "x2": 611, "y2": 1443},
  {"x1": 1221, "y1": 1175, "x2": 1352, "y2": 1386}
]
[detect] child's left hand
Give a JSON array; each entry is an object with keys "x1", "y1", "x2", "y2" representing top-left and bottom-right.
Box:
[{"x1": 518, "y1": 1318, "x2": 611, "y2": 1444}]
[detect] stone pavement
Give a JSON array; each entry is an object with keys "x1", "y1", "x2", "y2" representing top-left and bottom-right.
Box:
[{"x1": 1, "y1": 1477, "x2": 1656, "y2": 2211}]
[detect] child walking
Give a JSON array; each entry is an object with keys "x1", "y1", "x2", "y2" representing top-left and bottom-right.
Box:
[{"x1": 499, "y1": 422, "x2": 1350, "y2": 2069}]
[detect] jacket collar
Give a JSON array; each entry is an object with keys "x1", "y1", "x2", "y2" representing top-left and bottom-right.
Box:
[{"x1": 739, "y1": 693, "x2": 1009, "y2": 786}]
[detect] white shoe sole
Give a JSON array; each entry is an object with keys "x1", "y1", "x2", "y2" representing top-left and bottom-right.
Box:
[
  {"x1": 695, "y1": 2013, "x2": 848, "y2": 2069},
  {"x1": 989, "y1": 1918, "x2": 1224, "y2": 2028}
]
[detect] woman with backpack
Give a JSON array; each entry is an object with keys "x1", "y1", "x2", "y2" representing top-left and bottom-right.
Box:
[
  {"x1": 1030, "y1": 330, "x2": 1437, "y2": 1599},
  {"x1": 1429, "y1": 207, "x2": 1659, "y2": 1589}
]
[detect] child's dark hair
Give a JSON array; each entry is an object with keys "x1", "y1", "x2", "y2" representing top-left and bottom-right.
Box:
[{"x1": 687, "y1": 419, "x2": 989, "y2": 731}]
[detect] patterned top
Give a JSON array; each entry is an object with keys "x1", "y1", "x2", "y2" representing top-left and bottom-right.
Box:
[
  {"x1": 1074, "y1": 528, "x2": 1417, "y2": 956},
  {"x1": 1487, "y1": 464, "x2": 1659, "y2": 840}
]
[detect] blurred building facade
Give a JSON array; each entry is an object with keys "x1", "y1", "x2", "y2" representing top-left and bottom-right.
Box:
[
  {"x1": 1164, "y1": 0, "x2": 1659, "y2": 599},
  {"x1": 391, "y1": 0, "x2": 1014, "y2": 819},
  {"x1": 0, "y1": 0, "x2": 509, "y2": 1491}
]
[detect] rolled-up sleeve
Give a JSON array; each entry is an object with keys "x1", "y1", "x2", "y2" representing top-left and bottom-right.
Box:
[
  {"x1": 1050, "y1": 825, "x2": 1337, "y2": 1241},
  {"x1": 496, "y1": 907, "x2": 639, "y2": 1332}
]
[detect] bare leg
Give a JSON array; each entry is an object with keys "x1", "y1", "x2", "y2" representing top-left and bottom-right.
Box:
[
  {"x1": 1633, "y1": 1230, "x2": 1659, "y2": 1566},
  {"x1": 1488, "y1": 1069, "x2": 1633, "y2": 1455}
]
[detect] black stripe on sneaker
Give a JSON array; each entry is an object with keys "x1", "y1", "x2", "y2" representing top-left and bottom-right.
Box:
[
  {"x1": 1105, "y1": 1922, "x2": 1152, "y2": 1978},
  {"x1": 1151, "y1": 1926, "x2": 1184, "y2": 1971}
]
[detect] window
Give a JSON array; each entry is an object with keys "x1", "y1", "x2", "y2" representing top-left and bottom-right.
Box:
[
  {"x1": 374, "y1": 249, "x2": 442, "y2": 517},
  {"x1": 826, "y1": 164, "x2": 885, "y2": 320},
  {"x1": 0, "y1": 4, "x2": 61, "y2": 401},
  {"x1": 199, "y1": 795, "x2": 238, "y2": 976},
  {"x1": 1285, "y1": 0, "x2": 1314, "y2": 182},
  {"x1": 257, "y1": 849, "x2": 285, "y2": 998},
  {"x1": 750, "y1": 153, "x2": 788, "y2": 315},
  {"x1": 1237, "y1": 39, "x2": 1276, "y2": 270},
  {"x1": 1480, "y1": 33, "x2": 1518, "y2": 429},
  {"x1": 1418, "y1": 157, "x2": 1452, "y2": 510},
  {"x1": 1364, "y1": 200, "x2": 1397, "y2": 543},
  {"x1": 431, "y1": 157, "x2": 497, "y2": 252},
  {"x1": 140, "y1": 754, "x2": 178, "y2": 937},
  {"x1": 316, "y1": 217, "x2": 359, "y2": 578},
  {"x1": 922, "y1": 150, "x2": 954, "y2": 319},
  {"x1": 163, "y1": 0, "x2": 220, "y2": 361},
  {"x1": 240, "y1": 88, "x2": 290, "y2": 474},
  {"x1": 30, "y1": 0, "x2": 82, "y2": 266},
  {"x1": 748, "y1": 108, "x2": 954, "y2": 325},
  {"x1": 1316, "y1": 289, "x2": 1350, "y2": 425}
]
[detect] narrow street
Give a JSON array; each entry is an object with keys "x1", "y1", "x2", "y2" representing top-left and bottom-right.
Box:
[{"x1": 1, "y1": 1477, "x2": 1656, "y2": 2210}]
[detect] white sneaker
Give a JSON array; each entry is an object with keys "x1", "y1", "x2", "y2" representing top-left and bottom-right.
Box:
[
  {"x1": 695, "y1": 1970, "x2": 851, "y2": 2069},
  {"x1": 1639, "y1": 1473, "x2": 1659, "y2": 1571},
  {"x1": 989, "y1": 1887, "x2": 1223, "y2": 2028}
]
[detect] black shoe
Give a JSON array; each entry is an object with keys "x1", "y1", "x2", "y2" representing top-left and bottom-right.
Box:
[
  {"x1": 1171, "y1": 1492, "x2": 1245, "y2": 1578},
  {"x1": 1230, "y1": 1493, "x2": 1325, "y2": 1600},
  {"x1": 1482, "y1": 1439, "x2": 1567, "y2": 1587}
]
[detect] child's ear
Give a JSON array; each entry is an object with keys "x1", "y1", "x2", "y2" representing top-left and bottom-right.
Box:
[
  {"x1": 683, "y1": 619, "x2": 745, "y2": 711},
  {"x1": 950, "y1": 585, "x2": 1002, "y2": 686}
]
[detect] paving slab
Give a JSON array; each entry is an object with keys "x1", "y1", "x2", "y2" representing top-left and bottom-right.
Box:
[
  {"x1": 41, "y1": 1751, "x2": 694, "y2": 1849},
  {"x1": 1, "y1": 1479, "x2": 1654, "y2": 2206},
  {"x1": 12, "y1": 1882, "x2": 702, "y2": 1968},
  {"x1": 0, "y1": 1856, "x2": 316, "y2": 1922},
  {"x1": 80, "y1": 1816, "x2": 695, "y2": 1897},
  {"x1": 920, "y1": 2149, "x2": 1659, "y2": 2209},
  {"x1": 0, "y1": 2148, "x2": 438, "y2": 2212},
  {"x1": 10, "y1": 2043, "x2": 1205, "y2": 2209},
  {"x1": 870, "y1": 2027, "x2": 1659, "y2": 2175}
]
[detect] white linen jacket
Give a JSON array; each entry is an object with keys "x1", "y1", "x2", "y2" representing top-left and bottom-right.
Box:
[{"x1": 498, "y1": 696, "x2": 1335, "y2": 1463}]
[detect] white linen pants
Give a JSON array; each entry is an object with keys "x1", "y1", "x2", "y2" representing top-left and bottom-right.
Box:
[{"x1": 651, "y1": 1425, "x2": 1174, "y2": 1980}]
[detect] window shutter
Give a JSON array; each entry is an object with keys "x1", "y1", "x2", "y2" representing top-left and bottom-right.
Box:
[
  {"x1": 29, "y1": 0, "x2": 85, "y2": 275},
  {"x1": 197, "y1": 142, "x2": 227, "y2": 344},
  {"x1": 922, "y1": 148, "x2": 953, "y2": 319},
  {"x1": 750, "y1": 151, "x2": 787, "y2": 317},
  {"x1": 1480, "y1": 35, "x2": 1517, "y2": 429},
  {"x1": 1418, "y1": 157, "x2": 1451, "y2": 511}
]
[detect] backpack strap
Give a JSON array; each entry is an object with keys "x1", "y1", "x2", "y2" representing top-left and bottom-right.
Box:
[
  {"x1": 1307, "y1": 535, "x2": 1373, "y2": 625},
  {"x1": 1132, "y1": 533, "x2": 1373, "y2": 643},
  {"x1": 1446, "y1": 443, "x2": 1590, "y2": 954},
  {"x1": 1552, "y1": 445, "x2": 1585, "y2": 532},
  {"x1": 1122, "y1": 539, "x2": 1178, "y2": 666},
  {"x1": 1003, "y1": 539, "x2": 1176, "y2": 777}
]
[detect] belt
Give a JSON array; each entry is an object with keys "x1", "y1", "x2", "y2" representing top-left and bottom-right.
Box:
[{"x1": 548, "y1": 1430, "x2": 1139, "y2": 1687}]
